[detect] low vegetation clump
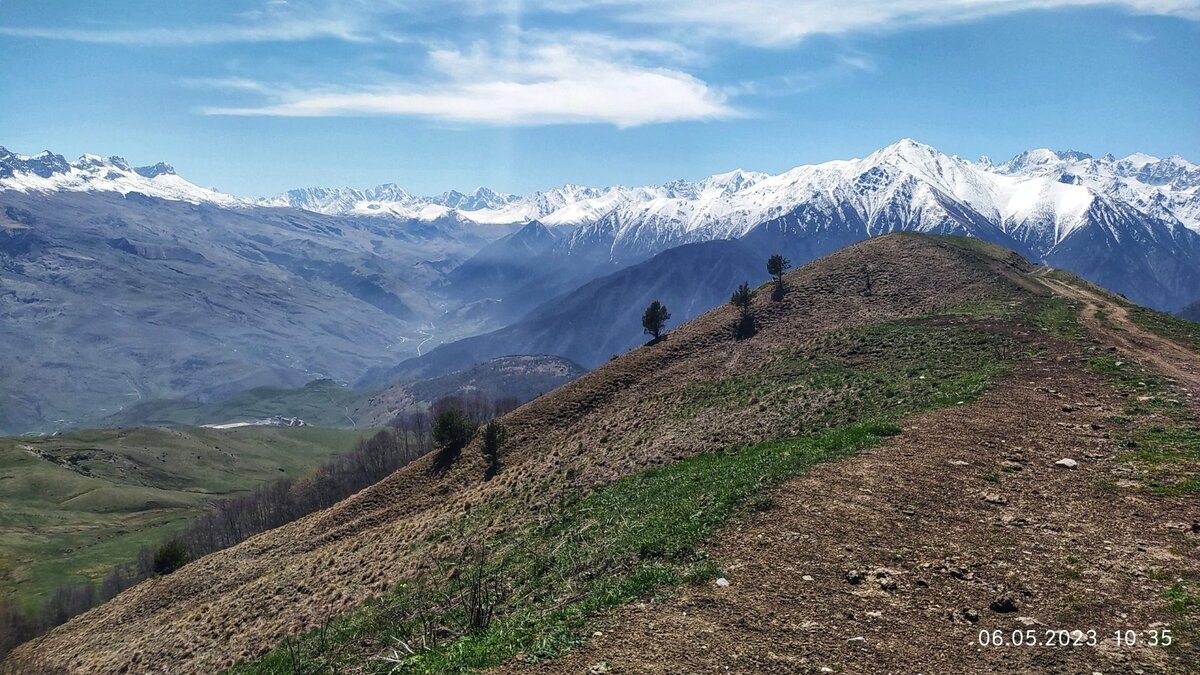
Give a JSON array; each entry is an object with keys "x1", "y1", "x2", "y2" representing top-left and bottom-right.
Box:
[
  {"x1": 151, "y1": 539, "x2": 191, "y2": 576},
  {"x1": 481, "y1": 420, "x2": 506, "y2": 481},
  {"x1": 1033, "y1": 297, "x2": 1086, "y2": 339},
  {"x1": 1128, "y1": 305, "x2": 1200, "y2": 353},
  {"x1": 1088, "y1": 354, "x2": 1200, "y2": 495},
  {"x1": 729, "y1": 282, "x2": 756, "y2": 338}
]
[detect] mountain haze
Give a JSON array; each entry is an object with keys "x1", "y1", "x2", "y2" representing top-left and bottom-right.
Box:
[
  {"x1": 3, "y1": 140, "x2": 1199, "y2": 432},
  {"x1": 361, "y1": 239, "x2": 769, "y2": 385}
]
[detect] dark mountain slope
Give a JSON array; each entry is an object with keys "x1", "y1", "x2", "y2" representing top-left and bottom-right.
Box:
[
  {"x1": 361, "y1": 239, "x2": 769, "y2": 386},
  {"x1": 0, "y1": 190, "x2": 513, "y2": 434},
  {"x1": 441, "y1": 220, "x2": 560, "y2": 300},
  {"x1": 1174, "y1": 299, "x2": 1200, "y2": 322}
]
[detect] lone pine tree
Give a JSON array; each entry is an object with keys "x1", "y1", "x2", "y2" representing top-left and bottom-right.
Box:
[{"x1": 642, "y1": 300, "x2": 671, "y2": 342}]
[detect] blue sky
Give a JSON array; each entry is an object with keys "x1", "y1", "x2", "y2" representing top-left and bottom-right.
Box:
[{"x1": 1, "y1": 1, "x2": 1198, "y2": 197}]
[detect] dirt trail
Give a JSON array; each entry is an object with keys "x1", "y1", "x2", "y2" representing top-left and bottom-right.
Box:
[
  {"x1": 1039, "y1": 273, "x2": 1200, "y2": 408},
  {"x1": 504, "y1": 346, "x2": 1199, "y2": 673}
]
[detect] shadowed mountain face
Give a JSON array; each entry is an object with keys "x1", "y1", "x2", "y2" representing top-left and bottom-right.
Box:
[
  {"x1": 359, "y1": 239, "x2": 769, "y2": 386},
  {"x1": 0, "y1": 191, "x2": 516, "y2": 434},
  {"x1": 1178, "y1": 300, "x2": 1200, "y2": 322}
]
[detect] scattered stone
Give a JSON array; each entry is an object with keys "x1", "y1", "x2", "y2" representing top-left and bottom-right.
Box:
[
  {"x1": 983, "y1": 493, "x2": 1009, "y2": 506},
  {"x1": 873, "y1": 568, "x2": 900, "y2": 590},
  {"x1": 990, "y1": 595, "x2": 1019, "y2": 613},
  {"x1": 1016, "y1": 616, "x2": 1042, "y2": 627},
  {"x1": 802, "y1": 575, "x2": 815, "y2": 582},
  {"x1": 948, "y1": 460, "x2": 971, "y2": 467},
  {"x1": 847, "y1": 636, "x2": 866, "y2": 645},
  {"x1": 716, "y1": 577, "x2": 730, "y2": 588},
  {"x1": 589, "y1": 661, "x2": 610, "y2": 674},
  {"x1": 963, "y1": 608, "x2": 980, "y2": 623},
  {"x1": 846, "y1": 569, "x2": 867, "y2": 585},
  {"x1": 1054, "y1": 458, "x2": 1078, "y2": 469},
  {"x1": 866, "y1": 610, "x2": 883, "y2": 619}
]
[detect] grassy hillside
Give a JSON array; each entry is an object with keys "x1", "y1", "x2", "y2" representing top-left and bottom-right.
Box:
[
  {"x1": 98, "y1": 356, "x2": 585, "y2": 430},
  {"x1": 0, "y1": 425, "x2": 367, "y2": 607},
  {"x1": 9, "y1": 234, "x2": 1199, "y2": 673},
  {"x1": 97, "y1": 380, "x2": 373, "y2": 429}
]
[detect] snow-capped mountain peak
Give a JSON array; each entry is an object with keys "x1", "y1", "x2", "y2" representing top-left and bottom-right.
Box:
[
  {"x1": 0, "y1": 146, "x2": 241, "y2": 206},
  {"x1": 3, "y1": 140, "x2": 1196, "y2": 240}
]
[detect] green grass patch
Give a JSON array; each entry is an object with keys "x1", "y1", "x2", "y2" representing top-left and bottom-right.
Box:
[
  {"x1": 674, "y1": 320, "x2": 1015, "y2": 427},
  {"x1": 939, "y1": 300, "x2": 1016, "y2": 320},
  {"x1": 0, "y1": 426, "x2": 369, "y2": 606},
  {"x1": 1128, "y1": 306, "x2": 1200, "y2": 355},
  {"x1": 926, "y1": 234, "x2": 1016, "y2": 261},
  {"x1": 1033, "y1": 297, "x2": 1086, "y2": 339},
  {"x1": 95, "y1": 379, "x2": 376, "y2": 429},
  {"x1": 1164, "y1": 581, "x2": 1200, "y2": 616},
  {"x1": 1085, "y1": 355, "x2": 1199, "y2": 497}
]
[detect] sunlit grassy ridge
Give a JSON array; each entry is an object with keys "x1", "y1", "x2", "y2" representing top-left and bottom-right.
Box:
[{"x1": 234, "y1": 315, "x2": 1018, "y2": 674}]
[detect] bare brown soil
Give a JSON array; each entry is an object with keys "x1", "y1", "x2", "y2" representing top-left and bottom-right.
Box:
[
  {"x1": 4, "y1": 235, "x2": 1040, "y2": 673},
  {"x1": 1041, "y1": 274, "x2": 1200, "y2": 412},
  {"x1": 499, "y1": 278, "x2": 1200, "y2": 674}
]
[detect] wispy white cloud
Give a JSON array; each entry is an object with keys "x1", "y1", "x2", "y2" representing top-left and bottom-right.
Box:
[
  {"x1": 7, "y1": 0, "x2": 1198, "y2": 128},
  {"x1": 4, "y1": 1, "x2": 1198, "y2": 47},
  {"x1": 0, "y1": 0, "x2": 376, "y2": 45},
  {"x1": 202, "y1": 38, "x2": 736, "y2": 126},
  {"x1": 541, "y1": 0, "x2": 1200, "y2": 44}
]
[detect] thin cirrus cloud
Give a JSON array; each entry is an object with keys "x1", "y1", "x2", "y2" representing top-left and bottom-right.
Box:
[
  {"x1": 582, "y1": 0, "x2": 1200, "y2": 44},
  {"x1": 202, "y1": 42, "x2": 738, "y2": 127},
  {"x1": 0, "y1": 17, "x2": 371, "y2": 45},
  {"x1": 5, "y1": 0, "x2": 1200, "y2": 127}
]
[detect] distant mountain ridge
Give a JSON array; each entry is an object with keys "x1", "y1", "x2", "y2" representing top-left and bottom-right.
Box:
[
  {"x1": 4, "y1": 141, "x2": 1197, "y2": 310},
  {"x1": 5, "y1": 141, "x2": 1195, "y2": 235},
  {"x1": 4, "y1": 139, "x2": 1200, "y2": 432}
]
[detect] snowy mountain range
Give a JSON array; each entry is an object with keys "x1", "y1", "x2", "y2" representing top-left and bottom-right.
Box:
[
  {"x1": 0, "y1": 147, "x2": 243, "y2": 207},
  {"x1": 5, "y1": 138, "x2": 1199, "y2": 311},
  {"x1": 2, "y1": 138, "x2": 1199, "y2": 433},
  {"x1": 5, "y1": 140, "x2": 1196, "y2": 233}
]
